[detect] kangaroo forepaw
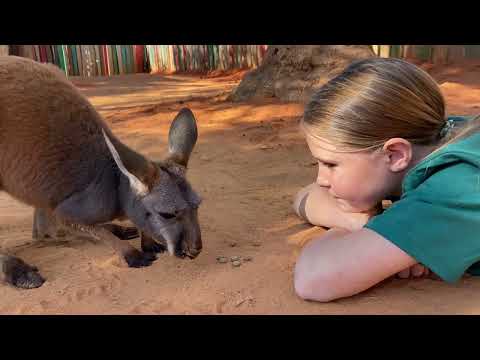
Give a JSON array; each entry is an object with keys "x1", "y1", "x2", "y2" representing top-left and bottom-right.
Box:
[
  {"x1": 124, "y1": 249, "x2": 157, "y2": 268},
  {"x1": 141, "y1": 241, "x2": 166, "y2": 254},
  {"x1": 3, "y1": 256, "x2": 45, "y2": 289}
]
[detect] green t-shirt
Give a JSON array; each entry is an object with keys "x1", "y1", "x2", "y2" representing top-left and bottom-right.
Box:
[{"x1": 365, "y1": 116, "x2": 480, "y2": 283}]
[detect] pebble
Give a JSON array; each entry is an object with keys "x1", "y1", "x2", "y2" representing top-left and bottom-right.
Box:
[
  {"x1": 230, "y1": 256, "x2": 240, "y2": 262},
  {"x1": 216, "y1": 256, "x2": 228, "y2": 264},
  {"x1": 252, "y1": 241, "x2": 262, "y2": 247},
  {"x1": 232, "y1": 260, "x2": 242, "y2": 267},
  {"x1": 229, "y1": 241, "x2": 237, "y2": 247},
  {"x1": 243, "y1": 256, "x2": 253, "y2": 262}
]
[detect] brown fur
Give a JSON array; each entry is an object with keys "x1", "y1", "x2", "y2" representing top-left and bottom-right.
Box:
[
  {"x1": 0, "y1": 56, "x2": 202, "y2": 289},
  {"x1": 0, "y1": 56, "x2": 160, "y2": 288},
  {"x1": 0, "y1": 56, "x2": 152, "y2": 208}
]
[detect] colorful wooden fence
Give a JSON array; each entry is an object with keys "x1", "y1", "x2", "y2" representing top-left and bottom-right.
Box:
[
  {"x1": 8, "y1": 45, "x2": 147, "y2": 77},
  {"x1": 4, "y1": 45, "x2": 268, "y2": 77},
  {"x1": 145, "y1": 45, "x2": 268, "y2": 74},
  {"x1": 372, "y1": 45, "x2": 480, "y2": 64}
]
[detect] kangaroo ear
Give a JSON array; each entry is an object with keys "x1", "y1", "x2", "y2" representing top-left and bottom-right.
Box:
[
  {"x1": 166, "y1": 108, "x2": 198, "y2": 167},
  {"x1": 102, "y1": 129, "x2": 148, "y2": 196}
]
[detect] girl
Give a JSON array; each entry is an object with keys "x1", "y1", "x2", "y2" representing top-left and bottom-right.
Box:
[{"x1": 292, "y1": 57, "x2": 480, "y2": 302}]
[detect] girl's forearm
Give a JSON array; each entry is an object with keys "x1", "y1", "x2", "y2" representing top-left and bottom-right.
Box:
[{"x1": 293, "y1": 183, "x2": 379, "y2": 231}]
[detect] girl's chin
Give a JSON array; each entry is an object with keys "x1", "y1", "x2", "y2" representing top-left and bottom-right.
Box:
[{"x1": 336, "y1": 199, "x2": 372, "y2": 213}]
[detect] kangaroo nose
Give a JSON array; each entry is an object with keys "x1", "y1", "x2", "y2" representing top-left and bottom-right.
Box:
[{"x1": 188, "y1": 247, "x2": 201, "y2": 257}]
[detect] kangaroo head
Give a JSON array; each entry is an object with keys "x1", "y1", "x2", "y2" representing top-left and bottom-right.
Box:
[{"x1": 103, "y1": 108, "x2": 202, "y2": 259}]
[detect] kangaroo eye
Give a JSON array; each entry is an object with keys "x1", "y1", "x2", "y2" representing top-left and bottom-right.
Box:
[{"x1": 158, "y1": 212, "x2": 175, "y2": 220}]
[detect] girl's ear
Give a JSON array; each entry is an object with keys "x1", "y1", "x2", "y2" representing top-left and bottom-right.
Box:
[{"x1": 382, "y1": 138, "x2": 413, "y2": 172}]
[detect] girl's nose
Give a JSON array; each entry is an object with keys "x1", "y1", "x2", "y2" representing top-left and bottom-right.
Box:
[{"x1": 316, "y1": 172, "x2": 330, "y2": 188}]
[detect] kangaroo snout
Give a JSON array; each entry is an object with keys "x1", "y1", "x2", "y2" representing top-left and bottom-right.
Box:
[
  {"x1": 175, "y1": 231, "x2": 202, "y2": 259},
  {"x1": 186, "y1": 245, "x2": 202, "y2": 259}
]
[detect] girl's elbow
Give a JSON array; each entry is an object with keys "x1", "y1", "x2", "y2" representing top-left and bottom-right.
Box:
[
  {"x1": 293, "y1": 267, "x2": 341, "y2": 303},
  {"x1": 294, "y1": 275, "x2": 315, "y2": 300}
]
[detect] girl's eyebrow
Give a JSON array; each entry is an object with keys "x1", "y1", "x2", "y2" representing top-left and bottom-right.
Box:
[{"x1": 313, "y1": 156, "x2": 338, "y2": 164}]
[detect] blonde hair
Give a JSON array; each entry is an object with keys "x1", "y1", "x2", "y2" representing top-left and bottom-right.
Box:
[{"x1": 302, "y1": 57, "x2": 480, "y2": 152}]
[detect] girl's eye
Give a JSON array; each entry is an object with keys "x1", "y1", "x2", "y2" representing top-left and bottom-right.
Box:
[
  {"x1": 320, "y1": 161, "x2": 337, "y2": 168},
  {"x1": 159, "y1": 212, "x2": 176, "y2": 220}
]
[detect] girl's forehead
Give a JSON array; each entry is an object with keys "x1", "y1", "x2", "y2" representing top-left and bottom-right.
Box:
[
  {"x1": 305, "y1": 132, "x2": 341, "y2": 153},
  {"x1": 305, "y1": 132, "x2": 376, "y2": 163}
]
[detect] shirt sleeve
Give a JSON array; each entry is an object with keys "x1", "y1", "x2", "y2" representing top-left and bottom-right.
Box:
[{"x1": 365, "y1": 166, "x2": 480, "y2": 283}]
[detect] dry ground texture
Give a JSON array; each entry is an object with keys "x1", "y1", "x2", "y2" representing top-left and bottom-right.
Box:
[{"x1": 1, "y1": 62, "x2": 480, "y2": 314}]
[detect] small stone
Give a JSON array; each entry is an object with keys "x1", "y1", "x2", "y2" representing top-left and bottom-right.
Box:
[
  {"x1": 229, "y1": 241, "x2": 237, "y2": 247},
  {"x1": 252, "y1": 241, "x2": 262, "y2": 247},
  {"x1": 232, "y1": 260, "x2": 241, "y2": 267},
  {"x1": 216, "y1": 256, "x2": 228, "y2": 264},
  {"x1": 260, "y1": 145, "x2": 270, "y2": 150},
  {"x1": 230, "y1": 256, "x2": 240, "y2": 262},
  {"x1": 243, "y1": 256, "x2": 253, "y2": 262}
]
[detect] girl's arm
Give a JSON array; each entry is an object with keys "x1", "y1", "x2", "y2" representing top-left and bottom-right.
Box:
[
  {"x1": 292, "y1": 183, "x2": 380, "y2": 231},
  {"x1": 293, "y1": 227, "x2": 418, "y2": 302}
]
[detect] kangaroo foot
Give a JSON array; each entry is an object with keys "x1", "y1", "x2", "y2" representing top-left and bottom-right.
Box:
[{"x1": 1, "y1": 255, "x2": 45, "y2": 289}]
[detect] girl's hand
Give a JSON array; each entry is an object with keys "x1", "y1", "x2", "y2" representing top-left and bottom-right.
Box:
[
  {"x1": 396, "y1": 264, "x2": 431, "y2": 279},
  {"x1": 343, "y1": 203, "x2": 383, "y2": 232}
]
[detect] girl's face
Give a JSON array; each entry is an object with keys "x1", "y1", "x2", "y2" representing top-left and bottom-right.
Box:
[{"x1": 305, "y1": 132, "x2": 401, "y2": 213}]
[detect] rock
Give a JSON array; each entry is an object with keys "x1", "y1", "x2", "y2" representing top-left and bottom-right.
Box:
[
  {"x1": 252, "y1": 241, "x2": 262, "y2": 247},
  {"x1": 229, "y1": 241, "x2": 237, "y2": 247},
  {"x1": 216, "y1": 256, "x2": 228, "y2": 264},
  {"x1": 260, "y1": 145, "x2": 270, "y2": 150},
  {"x1": 232, "y1": 260, "x2": 242, "y2": 267},
  {"x1": 230, "y1": 256, "x2": 240, "y2": 262},
  {"x1": 228, "y1": 45, "x2": 375, "y2": 103},
  {"x1": 243, "y1": 256, "x2": 253, "y2": 262}
]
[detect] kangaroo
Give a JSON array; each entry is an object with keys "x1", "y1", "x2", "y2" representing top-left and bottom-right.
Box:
[{"x1": 0, "y1": 56, "x2": 202, "y2": 289}]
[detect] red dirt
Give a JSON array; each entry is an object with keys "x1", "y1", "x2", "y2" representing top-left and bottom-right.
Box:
[{"x1": 1, "y1": 67, "x2": 479, "y2": 314}]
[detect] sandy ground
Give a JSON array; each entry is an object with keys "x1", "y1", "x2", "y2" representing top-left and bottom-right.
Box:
[{"x1": 1, "y1": 64, "x2": 480, "y2": 315}]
